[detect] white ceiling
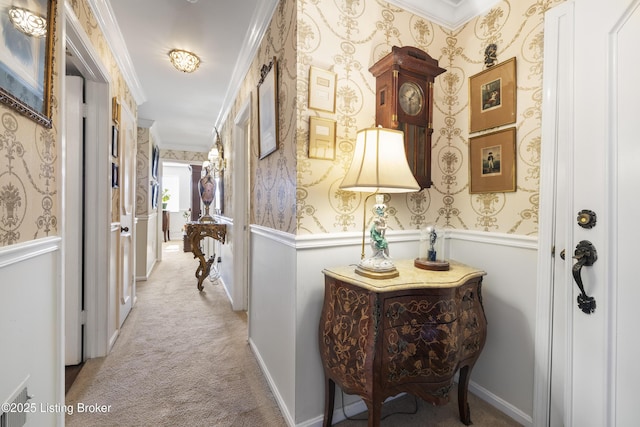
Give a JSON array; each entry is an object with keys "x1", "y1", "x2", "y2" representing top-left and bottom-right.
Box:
[{"x1": 88, "y1": 0, "x2": 498, "y2": 152}]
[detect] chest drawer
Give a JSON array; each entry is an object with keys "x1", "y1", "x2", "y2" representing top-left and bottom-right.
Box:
[{"x1": 383, "y1": 293, "x2": 457, "y2": 329}]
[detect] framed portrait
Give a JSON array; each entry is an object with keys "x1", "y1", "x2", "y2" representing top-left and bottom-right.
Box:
[
  {"x1": 308, "y1": 116, "x2": 336, "y2": 160},
  {"x1": 469, "y1": 57, "x2": 516, "y2": 133},
  {"x1": 308, "y1": 66, "x2": 336, "y2": 113},
  {"x1": 469, "y1": 127, "x2": 516, "y2": 193},
  {"x1": 111, "y1": 162, "x2": 119, "y2": 188},
  {"x1": 258, "y1": 57, "x2": 278, "y2": 159},
  {"x1": 0, "y1": 0, "x2": 57, "y2": 128},
  {"x1": 111, "y1": 125, "x2": 119, "y2": 157}
]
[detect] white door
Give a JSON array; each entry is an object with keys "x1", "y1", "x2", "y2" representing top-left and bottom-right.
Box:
[
  {"x1": 64, "y1": 75, "x2": 84, "y2": 365},
  {"x1": 118, "y1": 103, "x2": 136, "y2": 326},
  {"x1": 541, "y1": 0, "x2": 640, "y2": 425}
]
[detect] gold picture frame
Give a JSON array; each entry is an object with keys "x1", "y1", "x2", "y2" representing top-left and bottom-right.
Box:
[
  {"x1": 112, "y1": 96, "x2": 121, "y2": 125},
  {"x1": 258, "y1": 57, "x2": 278, "y2": 159},
  {"x1": 308, "y1": 66, "x2": 336, "y2": 113},
  {"x1": 0, "y1": 0, "x2": 57, "y2": 128},
  {"x1": 469, "y1": 57, "x2": 516, "y2": 133},
  {"x1": 469, "y1": 127, "x2": 516, "y2": 193},
  {"x1": 308, "y1": 116, "x2": 336, "y2": 160}
]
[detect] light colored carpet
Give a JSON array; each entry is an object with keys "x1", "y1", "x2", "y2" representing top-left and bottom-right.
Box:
[
  {"x1": 66, "y1": 242, "x2": 522, "y2": 427},
  {"x1": 65, "y1": 243, "x2": 286, "y2": 427}
]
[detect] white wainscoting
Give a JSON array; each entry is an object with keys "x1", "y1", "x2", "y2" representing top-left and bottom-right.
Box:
[
  {"x1": 248, "y1": 227, "x2": 537, "y2": 427},
  {"x1": 0, "y1": 237, "x2": 64, "y2": 426},
  {"x1": 214, "y1": 216, "x2": 236, "y2": 306},
  {"x1": 135, "y1": 213, "x2": 158, "y2": 280}
]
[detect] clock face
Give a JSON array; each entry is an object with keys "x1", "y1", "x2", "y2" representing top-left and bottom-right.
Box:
[{"x1": 398, "y1": 81, "x2": 424, "y2": 116}]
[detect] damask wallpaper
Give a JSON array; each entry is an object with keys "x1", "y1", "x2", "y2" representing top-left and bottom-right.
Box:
[
  {"x1": 0, "y1": 0, "x2": 137, "y2": 247},
  {"x1": 136, "y1": 127, "x2": 151, "y2": 216},
  {"x1": 224, "y1": 0, "x2": 564, "y2": 237}
]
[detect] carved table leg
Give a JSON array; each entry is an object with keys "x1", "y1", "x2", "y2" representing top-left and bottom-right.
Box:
[
  {"x1": 194, "y1": 257, "x2": 212, "y2": 291},
  {"x1": 323, "y1": 377, "x2": 335, "y2": 427},
  {"x1": 457, "y1": 364, "x2": 473, "y2": 425}
]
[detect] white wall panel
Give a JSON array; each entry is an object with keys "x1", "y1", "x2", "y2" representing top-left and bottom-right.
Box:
[
  {"x1": 249, "y1": 228, "x2": 537, "y2": 426},
  {"x1": 0, "y1": 238, "x2": 63, "y2": 426}
]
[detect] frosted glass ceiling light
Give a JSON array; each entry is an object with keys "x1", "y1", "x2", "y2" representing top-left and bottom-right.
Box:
[
  {"x1": 168, "y1": 49, "x2": 200, "y2": 73},
  {"x1": 8, "y1": 7, "x2": 47, "y2": 38}
]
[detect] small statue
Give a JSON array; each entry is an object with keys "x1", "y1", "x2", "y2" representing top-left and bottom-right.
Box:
[
  {"x1": 427, "y1": 226, "x2": 437, "y2": 261},
  {"x1": 369, "y1": 198, "x2": 389, "y2": 259}
]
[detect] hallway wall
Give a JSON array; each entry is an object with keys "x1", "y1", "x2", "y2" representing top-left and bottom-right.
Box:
[{"x1": 0, "y1": 238, "x2": 62, "y2": 425}]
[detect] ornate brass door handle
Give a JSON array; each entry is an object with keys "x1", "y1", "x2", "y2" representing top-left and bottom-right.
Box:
[{"x1": 572, "y1": 240, "x2": 597, "y2": 314}]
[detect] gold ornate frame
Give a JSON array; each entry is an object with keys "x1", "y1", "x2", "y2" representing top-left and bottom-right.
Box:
[
  {"x1": 469, "y1": 57, "x2": 516, "y2": 133},
  {"x1": 469, "y1": 127, "x2": 516, "y2": 193},
  {"x1": 0, "y1": 0, "x2": 57, "y2": 128}
]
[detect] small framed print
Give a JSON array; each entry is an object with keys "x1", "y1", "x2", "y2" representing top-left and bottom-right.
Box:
[
  {"x1": 111, "y1": 162, "x2": 119, "y2": 188},
  {"x1": 308, "y1": 66, "x2": 336, "y2": 113},
  {"x1": 112, "y1": 96, "x2": 120, "y2": 125},
  {"x1": 111, "y1": 125, "x2": 119, "y2": 158},
  {"x1": 469, "y1": 57, "x2": 516, "y2": 133},
  {"x1": 308, "y1": 116, "x2": 336, "y2": 160},
  {"x1": 469, "y1": 127, "x2": 516, "y2": 193}
]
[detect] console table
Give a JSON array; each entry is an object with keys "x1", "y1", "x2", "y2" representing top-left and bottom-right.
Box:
[
  {"x1": 184, "y1": 222, "x2": 226, "y2": 291},
  {"x1": 319, "y1": 259, "x2": 487, "y2": 426}
]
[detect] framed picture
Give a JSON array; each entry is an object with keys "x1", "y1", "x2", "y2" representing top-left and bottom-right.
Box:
[
  {"x1": 308, "y1": 116, "x2": 336, "y2": 160},
  {"x1": 258, "y1": 57, "x2": 278, "y2": 159},
  {"x1": 111, "y1": 162, "x2": 119, "y2": 188},
  {"x1": 112, "y1": 96, "x2": 120, "y2": 125},
  {"x1": 151, "y1": 144, "x2": 159, "y2": 180},
  {"x1": 111, "y1": 125, "x2": 119, "y2": 157},
  {"x1": 469, "y1": 57, "x2": 516, "y2": 133},
  {"x1": 469, "y1": 127, "x2": 516, "y2": 193},
  {"x1": 0, "y1": 0, "x2": 57, "y2": 128},
  {"x1": 151, "y1": 181, "x2": 158, "y2": 209},
  {"x1": 308, "y1": 66, "x2": 336, "y2": 113}
]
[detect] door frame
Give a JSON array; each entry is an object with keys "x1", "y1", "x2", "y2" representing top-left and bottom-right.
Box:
[
  {"x1": 64, "y1": 4, "x2": 113, "y2": 358},
  {"x1": 534, "y1": 2, "x2": 574, "y2": 425},
  {"x1": 231, "y1": 97, "x2": 251, "y2": 311}
]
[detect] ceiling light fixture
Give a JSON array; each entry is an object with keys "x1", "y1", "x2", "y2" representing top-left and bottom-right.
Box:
[
  {"x1": 8, "y1": 7, "x2": 47, "y2": 38},
  {"x1": 168, "y1": 49, "x2": 200, "y2": 73}
]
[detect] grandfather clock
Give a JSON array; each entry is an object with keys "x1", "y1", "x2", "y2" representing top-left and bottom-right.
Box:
[{"x1": 369, "y1": 46, "x2": 446, "y2": 189}]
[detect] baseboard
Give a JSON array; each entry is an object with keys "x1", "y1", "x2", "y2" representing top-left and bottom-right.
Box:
[
  {"x1": 248, "y1": 338, "x2": 296, "y2": 427},
  {"x1": 135, "y1": 259, "x2": 157, "y2": 282},
  {"x1": 469, "y1": 380, "x2": 533, "y2": 427}
]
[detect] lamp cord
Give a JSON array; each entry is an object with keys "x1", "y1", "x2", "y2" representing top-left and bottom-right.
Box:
[{"x1": 339, "y1": 389, "x2": 418, "y2": 422}]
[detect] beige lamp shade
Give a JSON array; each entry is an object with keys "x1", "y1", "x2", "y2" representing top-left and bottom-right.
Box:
[{"x1": 339, "y1": 127, "x2": 420, "y2": 193}]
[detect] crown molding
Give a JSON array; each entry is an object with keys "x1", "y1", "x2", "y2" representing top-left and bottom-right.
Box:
[
  {"x1": 215, "y1": 0, "x2": 279, "y2": 127},
  {"x1": 86, "y1": 0, "x2": 146, "y2": 104},
  {"x1": 387, "y1": 0, "x2": 501, "y2": 29}
]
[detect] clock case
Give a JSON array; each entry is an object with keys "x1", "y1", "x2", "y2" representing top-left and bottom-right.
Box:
[{"x1": 369, "y1": 46, "x2": 446, "y2": 188}]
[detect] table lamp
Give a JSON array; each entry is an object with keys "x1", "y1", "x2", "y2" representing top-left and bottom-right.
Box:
[{"x1": 339, "y1": 126, "x2": 420, "y2": 279}]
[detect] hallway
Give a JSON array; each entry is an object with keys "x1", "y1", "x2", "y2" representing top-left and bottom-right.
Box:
[{"x1": 65, "y1": 242, "x2": 285, "y2": 426}]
